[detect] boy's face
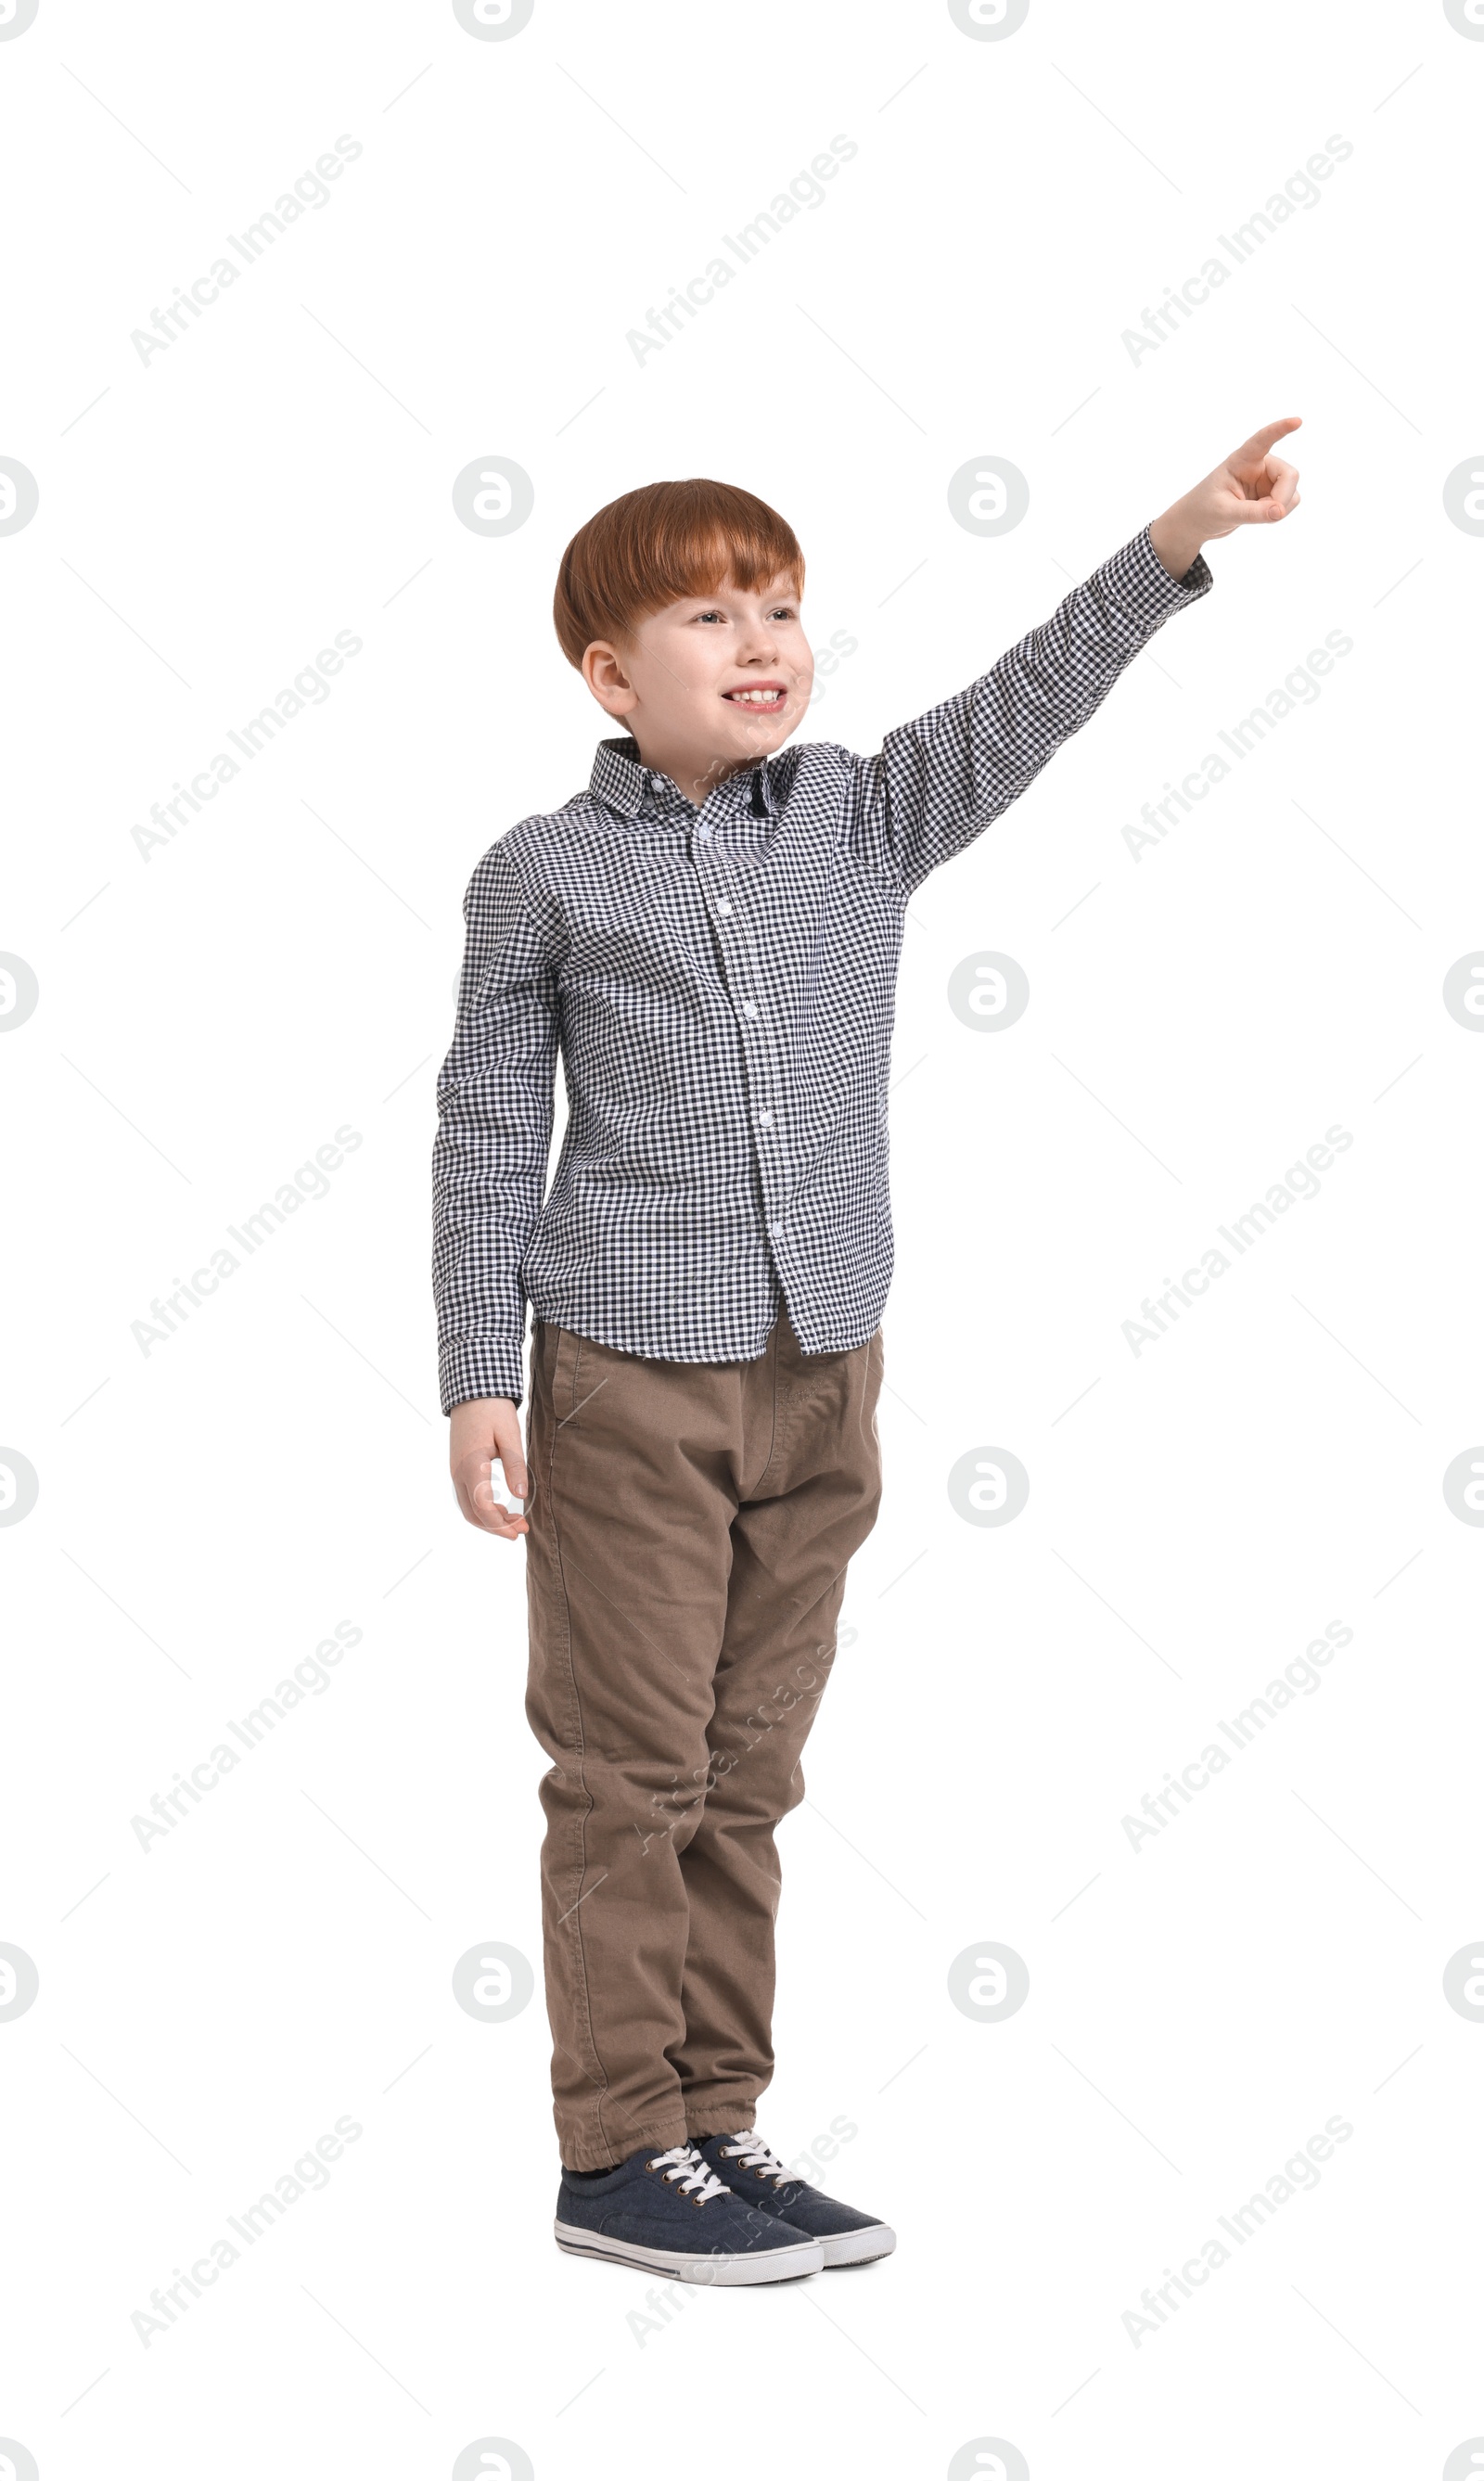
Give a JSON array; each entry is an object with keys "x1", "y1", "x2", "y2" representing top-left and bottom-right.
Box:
[{"x1": 582, "y1": 572, "x2": 813, "y2": 804}]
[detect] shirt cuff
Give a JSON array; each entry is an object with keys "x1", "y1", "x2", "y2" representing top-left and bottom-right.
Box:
[
  {"x1": 1131, "y1": 520, "x2": 1214, "y2": 608},
  {"x1": 440, "y1": 1333, "x2": 527, "y2": 1415}
]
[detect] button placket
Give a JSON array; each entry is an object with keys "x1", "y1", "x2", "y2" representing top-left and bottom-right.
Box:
[{"x1": 691, "y1": 829, "x2": 790, "y2": 1234}]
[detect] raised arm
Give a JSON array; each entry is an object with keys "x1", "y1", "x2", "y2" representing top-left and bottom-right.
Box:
[
  {"x1": 849, "y1": 417, "x2": 1300, "y2": 895},
  {"x1": 850, "y1": 526, "x2": 1209, "y2": 894},
  {"x1": 432, "y1": 837, "x2": 559, "y2": 1417}
]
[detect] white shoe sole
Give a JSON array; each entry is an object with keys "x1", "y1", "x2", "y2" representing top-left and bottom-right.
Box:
[
  {"x1": 555, "y1": 2220, "x2": 825, "y2": 2284},
  {"x1": 821, "y1": 2223, "x2": 897, "y2": 2268}
]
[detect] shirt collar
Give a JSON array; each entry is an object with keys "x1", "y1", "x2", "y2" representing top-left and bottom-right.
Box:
[{"x1": 590, "y1": 735, "x2": 783, "y2": 828}]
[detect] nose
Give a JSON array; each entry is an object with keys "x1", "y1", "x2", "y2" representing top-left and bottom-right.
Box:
[{"x1": 736, "y1": 610, "x2": 781, "y2": 660}]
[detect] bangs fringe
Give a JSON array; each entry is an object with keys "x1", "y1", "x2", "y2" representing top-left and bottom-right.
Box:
[{"x1": 553, "y1": 479, "x2": 804, "y2": 669}]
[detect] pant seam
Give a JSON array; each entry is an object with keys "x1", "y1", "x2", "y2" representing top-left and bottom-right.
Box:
[
  {"x1": 547, "y1": 1327, "x2": 615, "y2": 2162},
  {"x1": 744, "y1": 1310, "x2": 784, "y2": 1497}
]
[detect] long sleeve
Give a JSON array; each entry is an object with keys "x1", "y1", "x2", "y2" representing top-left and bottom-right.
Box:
[
  {"x1": 432, "y1": 837, "x2": 559, "y2": 1413},
  {"x1": 847, "y1": 524, "x2": 1212, "y2": 894}
]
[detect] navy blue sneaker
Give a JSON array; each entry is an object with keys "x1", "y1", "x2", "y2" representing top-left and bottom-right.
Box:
[
  {"x1": 555, "y1": 2142, "x2": 824, "y2": 2284},
  {"x1": 693, "y1": 2129, "x2": 896, "y2": 2267}
]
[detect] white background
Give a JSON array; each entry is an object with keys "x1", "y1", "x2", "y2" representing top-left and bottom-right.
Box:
[{"x1": 4, "y1": 2, "x2": 1482, "y2": 2475}]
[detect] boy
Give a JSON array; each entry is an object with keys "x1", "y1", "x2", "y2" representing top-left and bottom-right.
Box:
[{"x1": 433, "y1": 419, "x2": 1301, "y2": 2285}]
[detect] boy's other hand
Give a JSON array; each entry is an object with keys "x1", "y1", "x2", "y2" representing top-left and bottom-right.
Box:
[
  {"x1": 1149, "y1": 416, "x2": 1302, "y2": 582},
  {"x1": 450, "y1": 1397, "x2": 531, "y2": 1540}
]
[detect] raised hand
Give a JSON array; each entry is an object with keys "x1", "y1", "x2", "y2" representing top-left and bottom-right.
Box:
[{"x1": 1148, "y1": 416, "x2": 1302, "y2": 581}]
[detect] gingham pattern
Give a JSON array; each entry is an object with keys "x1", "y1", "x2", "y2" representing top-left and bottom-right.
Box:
[{"x1": 432, "y1": 524, "x2": 1211, "y2": 1410}]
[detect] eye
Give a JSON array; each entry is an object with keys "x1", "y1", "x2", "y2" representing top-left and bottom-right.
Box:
[{"x1": 694, "y1": 608, "x2": 727, "y2": 624}]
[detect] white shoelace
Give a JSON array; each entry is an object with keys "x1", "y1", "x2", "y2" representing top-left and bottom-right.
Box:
[
  {"x1": 718, "y1": 2129, "x2": 795, "y2": 2184},
  {"x1": 647, "y1": 2143, "x2": 729, "y2": 2204}
]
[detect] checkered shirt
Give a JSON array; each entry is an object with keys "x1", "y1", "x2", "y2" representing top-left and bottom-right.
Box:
[{"x1": 433, "y1": 524, "x2": 1211, "y2": 1409}]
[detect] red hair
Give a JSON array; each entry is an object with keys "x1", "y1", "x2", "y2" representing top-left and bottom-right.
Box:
[{"x1": 553, "y1": 478, "x2": 804, "y2": 671}]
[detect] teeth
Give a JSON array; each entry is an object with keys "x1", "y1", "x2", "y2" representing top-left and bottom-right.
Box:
[{"x1": 729, "y1": 689, "x2": 783, "y2": 704}]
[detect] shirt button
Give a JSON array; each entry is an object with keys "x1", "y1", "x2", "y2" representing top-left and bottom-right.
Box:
[
  {"x1": 696, "y1": 824, "x2": 713, "y2": 842},
  {"x1": 716, "y1": 899, "x2": 732, "y2": 916},
  {"x1": 742, "y1": 1002, "x2": 758, "y2": 1019},
  {"x1": 758, "y1": 1110, "x2": 774, "y2": 1129},
  {"x1": 770, "y1": 1220, "x2": 785, "y2": 1237}
]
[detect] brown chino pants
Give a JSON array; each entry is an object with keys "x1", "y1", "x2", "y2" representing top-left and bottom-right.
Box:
[{"x1": 522, "y1": 1303, "x2": 884, "y2": 2170}]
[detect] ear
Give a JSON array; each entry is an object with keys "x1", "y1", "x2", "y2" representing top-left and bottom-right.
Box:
[{"x1": 582, "y1": 639, "x2": 638, "y2": 718}]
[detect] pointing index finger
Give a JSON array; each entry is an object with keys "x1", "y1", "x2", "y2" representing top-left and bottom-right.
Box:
[{"x1": 1232, "y1": 415, "x2": 1303, "y2": 465}]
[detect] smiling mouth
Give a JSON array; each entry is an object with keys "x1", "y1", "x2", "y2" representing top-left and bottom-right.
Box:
[{"x1": 723, "y1": 684, "x2": 787, "y2": 709}]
